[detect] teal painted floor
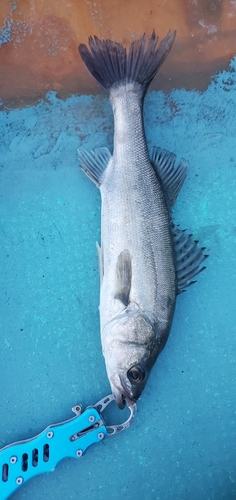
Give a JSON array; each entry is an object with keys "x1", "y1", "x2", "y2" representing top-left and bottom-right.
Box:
[{"x1": 0, "y1": 60, "x2": 236, "y2": 499}]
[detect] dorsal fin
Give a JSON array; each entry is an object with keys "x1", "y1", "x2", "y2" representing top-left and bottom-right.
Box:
[
  {"x1": 114, "y1": 250, "x2": 132, "y2": 306},
  {"x1": 150, "y1": 146, "x2": 188, "y2": 207},
  {"x1": 172, "y1": 224, "x2": 208, "y2": 293}
]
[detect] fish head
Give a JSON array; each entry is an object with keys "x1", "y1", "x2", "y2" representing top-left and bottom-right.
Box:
[{"x1": 102, "y1": 305, "x2": 163, "y2": 409}]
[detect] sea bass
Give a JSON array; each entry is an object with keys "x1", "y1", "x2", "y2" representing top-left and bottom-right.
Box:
[{"x1": 78, "y1": 32, "x2": 207, "y2": 409}]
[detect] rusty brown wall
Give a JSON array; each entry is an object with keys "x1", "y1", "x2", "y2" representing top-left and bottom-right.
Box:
[{"x1": 0, "y1": 0, "x2": 236, "y2": 107}]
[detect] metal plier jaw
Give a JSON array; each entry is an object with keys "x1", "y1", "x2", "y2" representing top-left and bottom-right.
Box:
[{"x1": 0, "y1": 394, "x2": 136, "y2": 499}]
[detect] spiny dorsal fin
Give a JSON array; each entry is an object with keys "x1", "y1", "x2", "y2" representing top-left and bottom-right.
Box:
[
  {"x1": 78, "y1": 147, "x2": 111, "y2": 187},
  {"x1": 114, "y1": 249, "x2": 132, "y2": 306},
  {"x1": 172, "y1": 224, "x2": 208, "y2": 293},
  {"x1": 150, "y1": 146, "x2": 188, "y2": 207}
]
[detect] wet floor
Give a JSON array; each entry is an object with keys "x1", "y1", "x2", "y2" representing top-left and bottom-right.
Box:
[
  {"x1": 1, "y1": 54, "x2": 236, "y2": 498},
  {"x1": 1, "y1": 2, "x2": 236, "y2": 499}
]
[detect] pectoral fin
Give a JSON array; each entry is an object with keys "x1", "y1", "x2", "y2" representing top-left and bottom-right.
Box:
[{"x1": 114, "y1": 250, "x2": 132, "y2": 306}]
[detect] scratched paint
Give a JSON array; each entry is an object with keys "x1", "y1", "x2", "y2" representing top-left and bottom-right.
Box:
[
  {"x1": 1, "y1": 0, "x2": 236, "y2": 105},
  {"x1": 0, "y1": 17, "x2": 13, "y2": 45}
]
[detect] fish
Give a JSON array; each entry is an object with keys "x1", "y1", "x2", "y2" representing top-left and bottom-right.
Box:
[{"x1": 78, "y1": 31, "x2": 207, "y2": 409}]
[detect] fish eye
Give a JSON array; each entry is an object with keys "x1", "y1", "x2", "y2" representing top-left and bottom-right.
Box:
[{"x1": 127, "y1": 365, "x2": 145, "y2": 384}]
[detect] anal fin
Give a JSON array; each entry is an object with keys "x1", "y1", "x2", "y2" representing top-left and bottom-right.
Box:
[{"x1": 78, "y1": 147, "x2": 111, "y2": 187}]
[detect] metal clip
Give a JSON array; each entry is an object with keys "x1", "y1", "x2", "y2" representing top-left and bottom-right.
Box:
[{"x1": 93, "y1": 394, "x2": 137, "y2": 435}]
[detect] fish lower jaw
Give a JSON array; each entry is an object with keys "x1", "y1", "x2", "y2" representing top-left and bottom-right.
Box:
[{"x1": 110, "y1": 373, "x2": 135, "y2": 409}]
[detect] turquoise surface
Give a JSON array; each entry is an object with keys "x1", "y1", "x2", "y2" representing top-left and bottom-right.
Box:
[{"x1": 0, "y1": 60, "x2": 236, "y2": 499}]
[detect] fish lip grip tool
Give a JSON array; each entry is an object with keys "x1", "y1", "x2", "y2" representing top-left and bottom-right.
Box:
[{"x1": 0, "y1": 394, "x2": 136, "y2": 499}]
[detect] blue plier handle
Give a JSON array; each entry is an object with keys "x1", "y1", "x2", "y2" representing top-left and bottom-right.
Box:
[{"x1": 0, "y1": 394, "x2": 136, "y2": 499}]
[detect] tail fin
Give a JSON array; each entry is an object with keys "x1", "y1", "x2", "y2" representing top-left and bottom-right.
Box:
[{"x1": 78, "y1": 31, "x2": 176, "y2": 95}]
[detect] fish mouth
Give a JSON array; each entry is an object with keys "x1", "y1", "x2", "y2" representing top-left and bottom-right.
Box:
[{"x1": 110, "y1": 373, "x2": 136, "y2": 409}]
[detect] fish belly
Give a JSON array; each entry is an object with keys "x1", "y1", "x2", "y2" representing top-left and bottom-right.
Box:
[{"x1": 99, "y1": 153, "x2": 176, "y2": 334}]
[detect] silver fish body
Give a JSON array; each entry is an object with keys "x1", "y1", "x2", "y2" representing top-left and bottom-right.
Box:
[
  {"x1": 99, "y1": 86, "x2": 175, "y2": 406},
  {"x1": 78, "y1": 33, "x2": 207, "y2": 408}
]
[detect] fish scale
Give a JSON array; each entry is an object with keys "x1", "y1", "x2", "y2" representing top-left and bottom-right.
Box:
[{"x1": 101, "y1": 162, "x2": 174, "y2": 324}]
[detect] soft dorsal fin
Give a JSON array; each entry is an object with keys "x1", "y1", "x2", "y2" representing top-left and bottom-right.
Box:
[
  {"x1": 78, "y1": 147, "x2": 111, "y2": 187},
  {"x1": 171, "y1": 224, "x2": 208, "y2": 293},
  {"x1": 150, "y1": 146, "x2": 188, "y2": 207},
  {"x1": 114, "y1": 250, "x2": 132, "y2": 306}
]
